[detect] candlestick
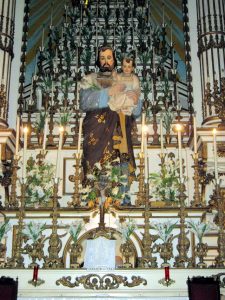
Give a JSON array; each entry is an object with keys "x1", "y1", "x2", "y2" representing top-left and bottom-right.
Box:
[
  {"x1": 176, "y1": 124, "x2": 183, "y2": 181},
  {"x1": 15, "y1": 116, "x2": 20, "y2": 156},
  {"x1": 212, "y1": 128, "x2": 218, "y2": 182},
  {"x1": 144, "y1": 130, "x2": 148, "y2": 183},
  {"x1": 22, "y1": 127, "x2": 28, "y2": 179},
  {"x1": 170, "y1": 20, "x2": 173, "y2": 46},
  {"x1": 51, "y1": 80, "x2": 54, "y2": 105},
  {"x1": 193, "y1": 113, "x2": 197, "y2": 154},
  {"x1": 55, "y1": 126, "x2": 64, "y2": 179},
  {"x1": 77, "y1": 117, "x2": 83, "y2": 155},
  {"x1": 164, "y1": 266, "x2": 170, "y2": 281},
  {"x1": 141, "y1": 112, "x2": 146, "y2": 153},
  {"x1": 43, "y1": 117, "x2": 48, "y2": 151},
  {"x1": 160, "y1": 117, "x2": 164, "y2": 155}
]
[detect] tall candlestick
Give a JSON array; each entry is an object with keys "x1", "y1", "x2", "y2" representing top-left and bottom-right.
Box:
[
  {"x1": 141, "y1": 112, "x2": 146, "y2": 153},
  {"x1": 177, "y1": 124, "x2": 182, "y2": 181},
  {"x1": 43, "y1": 117, "x2": 48, "y2": 151},
  {"x1": 15, "y1": 116, "x2": 20, "y2": 156},
  {"x1": 193, "y1": 113, "x2": 197, "y2": 154},
  {"x1": 51, "y1": 80, "x2": 54, "y2": 105},
  {"x1": 160, "y1": 117, "x2": 164, "y2": 155},
  {"x1": 55, "y1": 127, "x2": 64, "y2": 179},
  {"x1": 22, "y1": 127, "x2": 28, "y2": 179},
  {"x1": 212, "y1": 128, "x2": 218, "y2": 182},
  {"x1": 77, "y1": 117, "x2": 83, "y2": 155}
]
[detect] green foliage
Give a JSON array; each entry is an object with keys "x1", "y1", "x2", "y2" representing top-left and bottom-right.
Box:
[
  {"x1": 23, "y1": 221, "x2": 46, "y2": 242},
  {"x1": 0, "y1": 219, "x2": 10, "y2": 242},
  {"x1": 34, "y1": 111, "x2": 48, "y2": 133},
  {"x1": 152, "y1": 220, "x2": 177, "y2": 242}
]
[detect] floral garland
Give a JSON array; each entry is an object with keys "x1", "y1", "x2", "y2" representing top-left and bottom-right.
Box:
[{"x1": 80, "y1": 158, "x2": 128, "y2": 209}]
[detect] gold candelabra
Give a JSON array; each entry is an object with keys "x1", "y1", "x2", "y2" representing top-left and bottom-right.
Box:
[
  {"x1": 174, "y1": 181, "x2": 190, "y2": 268},
  {"x1": 8, "y1": 155, "x2": 20, "y2": 208},
  {"x1": 68, "y1": 153, "x2": 82, "y2": 207},
  {"x1": 43, "y1": 178, "x2": 64, "y2": 268},
  {"x1": 191, "y1": 153, "x2": 202, "y2": 207},
  {"x1": 136, "y1": 153, "x2": 145, "y2": 206},
  {"x1": 210, "y1": 183, "x2": 225, "y2": 268},
  {"x1": 138, "y1": 183, "x2": 157, "y2": 268},
  {"x1": 7, "y1": 179, "x2": 26, "y2": 268}
]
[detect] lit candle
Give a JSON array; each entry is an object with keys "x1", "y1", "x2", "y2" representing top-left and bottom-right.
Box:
[
  {"x1": 15, "y1": 116, "x2": 20, "y2": 156},
  {"x1": 193, "y1": 113, "x2": 197, "y2": 154},
  {"x1": 212, "y1": 128, "x2": 218, "y2": 182},
  {"x1": 141, "y1": 112, "x2": 146, "y2": 153},
  {"x1": 164, "y1": 266, "x2": 170, "y2": 281},
  {"x1": 55, "y1": 126, "x2": 64, "y2": 179},
  {"x1": 22, "y1": 127, "x2": 28, "y2": 179},
  {"x1": 160, "y1": 117, "x2": 164, "y2": 155},
  {"x1": 144, "y1": 135, "x2": 148, "y2": 183},
  {"x1": 0, "y1": 144, "x2": 2, "y2": 161},
  {"x1": 77, "y1": 117, "x2": 83, "y2": 155},
  {"x1": 43, "y1": 117, "x2": 48, "y2": 151},
  {"x1": 176, "y1": 124, "x2": 183, "y2": 181}
]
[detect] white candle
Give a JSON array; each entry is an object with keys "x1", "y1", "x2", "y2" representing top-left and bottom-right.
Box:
[
  {"x1": 162, "y1": 2, "x2": 165, "y2": 26},
  {"x1": 15, "y1": 116, "x2": 20, "y2": 156},
  {"x1": 141, "y1": 112, "x2": 145, "y2": 153},
  {"x1": 160, "y1": 117, "x2": 164, "y2": 155},
  {"x1": 177, "y1": 124, "x2": 183, "y2": 181},
  {"x1": 77, "y1": 117, "x2": 83, "y2": 155},
  {"x1": 0, "y1": 144, "x2": 2, "y2": 161},
  {"x1": 43, "y1": 117, "x2": 48, "y2": 151},
  {"x1": 193, "y1": 113, "x2": 197, "y2": 154},
  {"x1": 170, "y1": 21, "x2": 173, "y2": 46},
  {"x1": 212, "y1": 129, "x2": 218, "y2": 181},
  {"x1": 22, "y1": 127, "x2": 28, "y2": 179},
  {"x1": 144, "y1": 135, "x2": 148, "y2": 183},
  {"x1": 55, "y1": 127, "x2": 64, "y2": 178}
]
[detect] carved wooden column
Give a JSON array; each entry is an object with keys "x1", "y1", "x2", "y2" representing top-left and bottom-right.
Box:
[
  {"x1": 196, "y1": 0, "x2": 225, "y2": 123},
  {"x1": 0, "y1": 0, "x2": 16, "y2": 128}
]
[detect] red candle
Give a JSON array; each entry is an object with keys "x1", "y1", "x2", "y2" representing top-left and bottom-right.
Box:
[
  {"x1": 33, "y1": 266, "x2": 39, "y2": 281},
  {"x1": 164, "y1": 266, "x2": 170, "y2": 281}
]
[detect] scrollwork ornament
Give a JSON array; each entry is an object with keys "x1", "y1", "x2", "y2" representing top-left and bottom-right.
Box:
[{"x1": 56, "y1": 274, "x2": 147, "y2": 289}]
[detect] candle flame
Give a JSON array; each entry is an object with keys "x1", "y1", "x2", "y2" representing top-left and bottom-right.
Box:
[
  {"x1": 176, "y1": 124, "x2": 182, "y2": 131},
  {"x1": 212, "y1": 128, "x2": 217, "y2": 135},
  {"x1": 23, "y1": 127, "x2": 28, "y2": 133},
  {"x1": 59, "y1": 126, "x2": 64, "y2": 133}
]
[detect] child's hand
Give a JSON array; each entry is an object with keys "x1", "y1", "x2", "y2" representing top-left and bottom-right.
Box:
[
  {"x1": 126, "y1": 90, "x2": 139, "y2": 104},
  {"x1": 109, "y1": 83, "x2": 126, "y2": 96}
]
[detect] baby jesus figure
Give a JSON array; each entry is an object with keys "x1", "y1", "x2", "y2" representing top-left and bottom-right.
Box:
[{"x1": 108, "y1": 57, "x2": 140, "y2": 116}]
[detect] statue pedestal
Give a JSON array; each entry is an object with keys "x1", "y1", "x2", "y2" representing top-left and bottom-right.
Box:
[{"x1": 84, "y1": 237, "x2": 116, "y2": 269}]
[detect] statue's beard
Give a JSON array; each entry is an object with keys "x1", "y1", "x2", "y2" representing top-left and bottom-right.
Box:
[{"x1": 99, "y1": 64, "x2": 114, "y2": 72}]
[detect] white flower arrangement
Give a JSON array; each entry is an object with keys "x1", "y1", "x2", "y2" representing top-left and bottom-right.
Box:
[
  {"x1": 187, "y1": 220, "x2": 215, "y2": 243},
  {"x1": 23, "y1": 221, "x2": 46, "y2": 243},
  {"x1": 116, "y1": 219, "x2": 137, "y2": 243},
  {"x1": 26, "y1": 156, "x2": 55, "y2": 207},
  {"x1": 149, "y1": 153, "x2": 182, "y2": 202},
  {"x1": 0, "y1": 219, "x2": 11, "y2": 242},
  {"x1": 152, "y1": 220, "x2": 177, "y2": 243},
  {"x1": 68, "y1": 221, "x2": 85, "y2": 243}
]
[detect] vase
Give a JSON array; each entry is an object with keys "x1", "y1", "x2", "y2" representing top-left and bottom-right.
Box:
[{"x1": 70, "y1": 243, "x2": 83, "y2": 268}]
